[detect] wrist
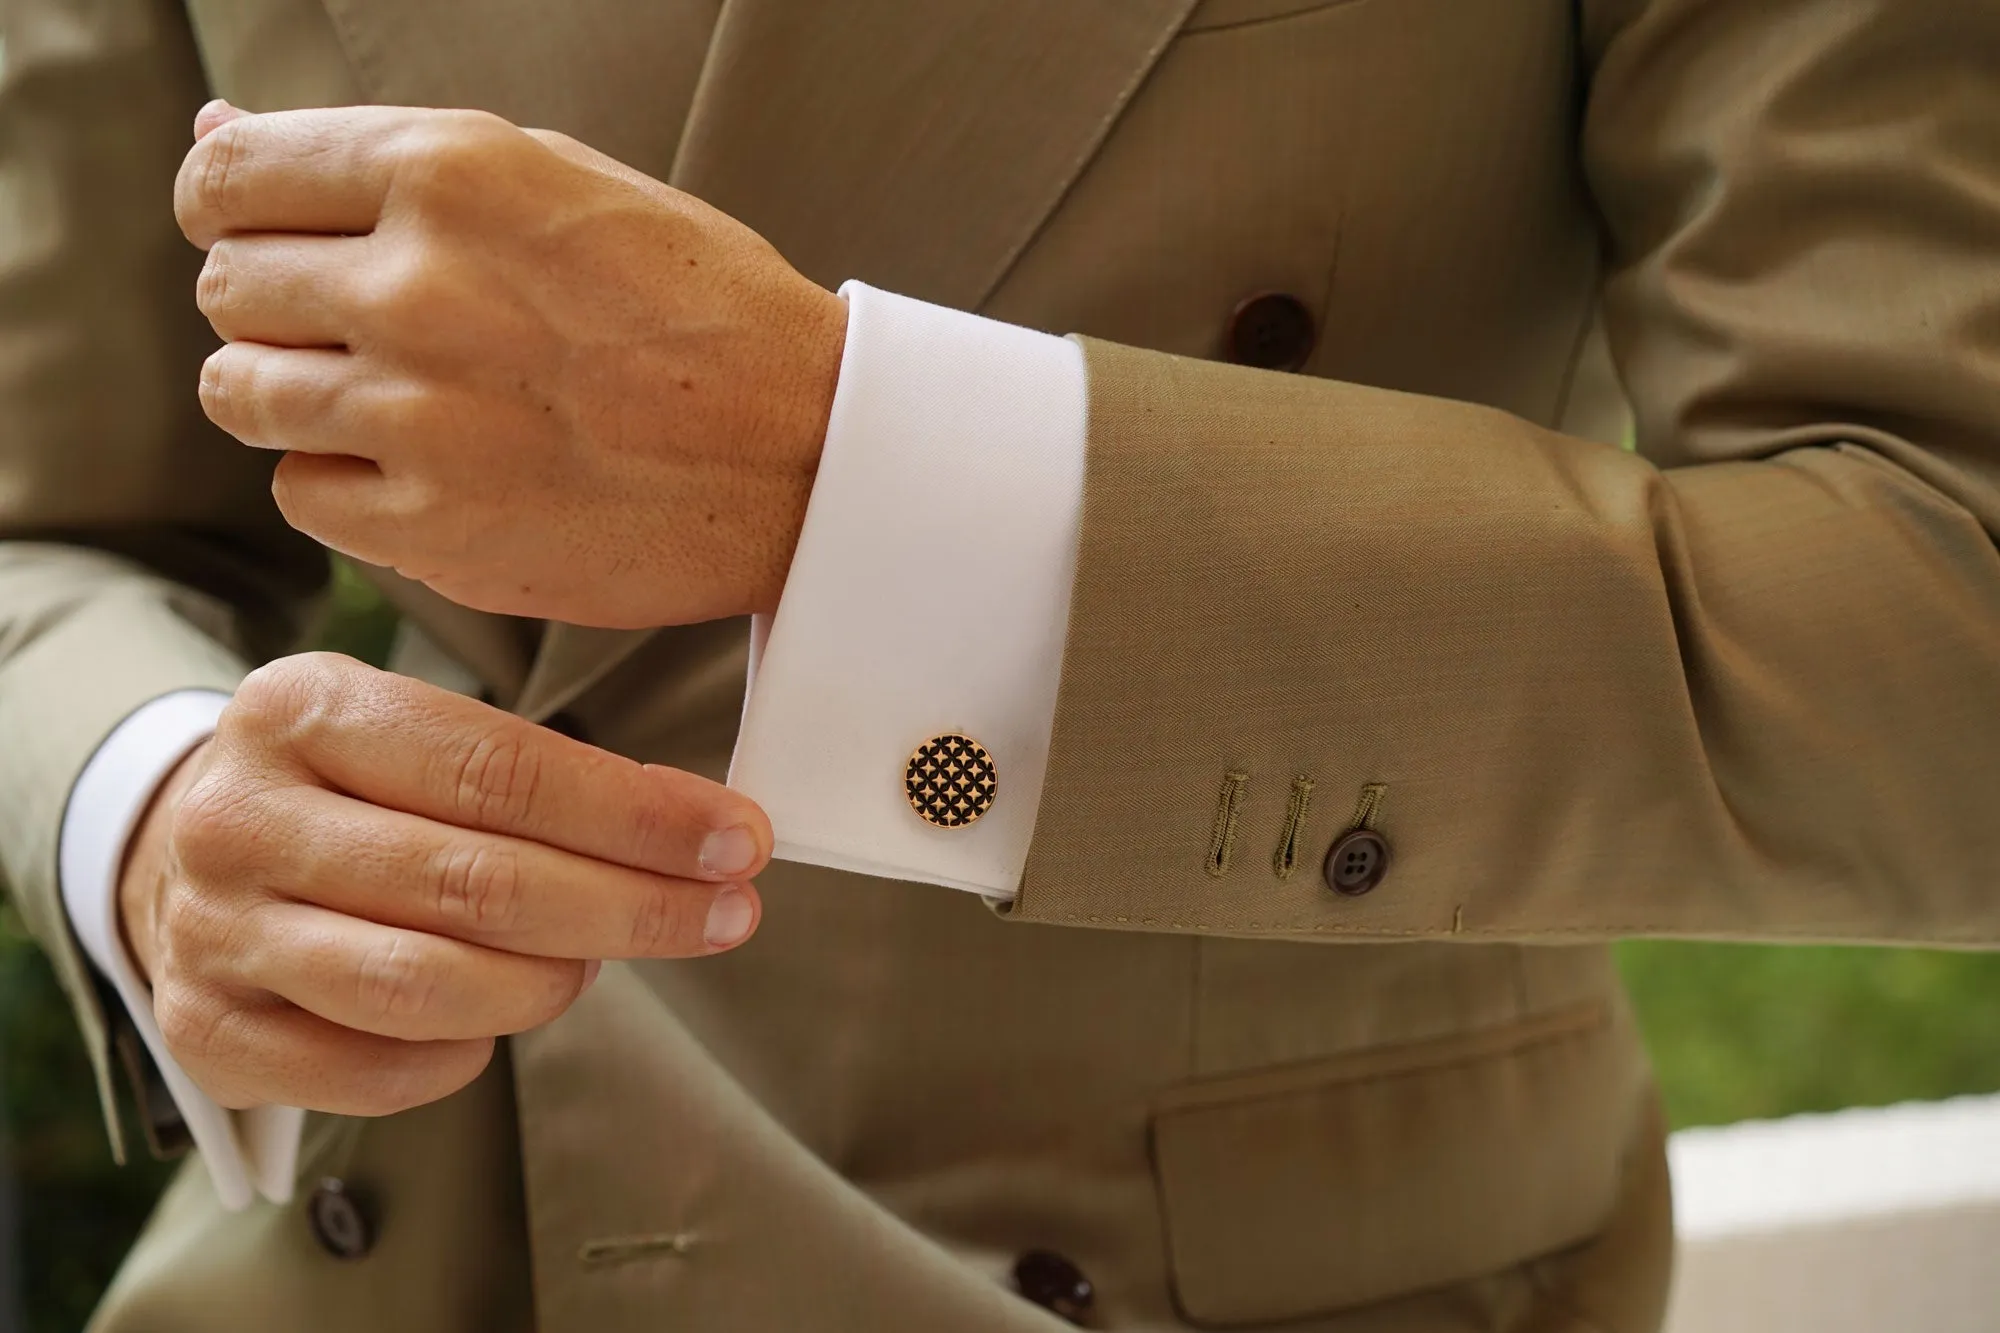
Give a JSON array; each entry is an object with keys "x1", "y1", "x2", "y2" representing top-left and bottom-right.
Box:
[{"x1": 751, "y1": 283, "x2": 849, "y2": 616}]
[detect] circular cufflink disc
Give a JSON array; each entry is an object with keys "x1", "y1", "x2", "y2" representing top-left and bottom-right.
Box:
[{"x1": 905, "y1": 733, "x2": 998, "y2": 828}]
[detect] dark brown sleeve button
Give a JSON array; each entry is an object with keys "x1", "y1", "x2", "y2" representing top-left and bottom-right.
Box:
[
  {"x1": 542, "y1": 710, "x2": 590, "y2": 743},
  {"x1": 1324, "y1": 828, "x2": 1390, "y2": 896},
  {"x1": 1012, "y1": 1249, "x2": 1094, "y2": 1324},
  {"x1": 1227, "y1": 291, "x2": 1317, "y2": 371},
  {"x1": 307, "y1": 1178, "x2": 376, "y2": 1260}
]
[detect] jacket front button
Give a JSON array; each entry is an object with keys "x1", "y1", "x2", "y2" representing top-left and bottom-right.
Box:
[
  {"x1": 307, "y1": 1178, "x2": 375, "y2": 1260},
  {"x1": 1226, "y1": 291, "x2": 1316, "y2": 371},
  {"x1": 1324, "y1": 828, "x2": 1390, "y2": 896},
  {"x1": 1012, "y1": 1249, "x2": 1094, "y2": 1324}
]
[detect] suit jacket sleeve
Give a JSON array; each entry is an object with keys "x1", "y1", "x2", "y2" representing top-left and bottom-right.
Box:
[
  {"x1": 0, "y1": 0, "x2": 325, "y2": 1157},
  {"x1": 1013, "y1": 0, "x2": 2000, "y2": 948}
]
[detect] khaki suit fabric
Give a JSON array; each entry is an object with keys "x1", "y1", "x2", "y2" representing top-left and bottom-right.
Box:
[{"x1": 0, "y1": 0, "x2": 1993, "y2": 1329}]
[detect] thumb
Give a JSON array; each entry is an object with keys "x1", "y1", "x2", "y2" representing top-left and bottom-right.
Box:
[{"x1": 194, "y1": 98, "x2": 248, "y2": 142}]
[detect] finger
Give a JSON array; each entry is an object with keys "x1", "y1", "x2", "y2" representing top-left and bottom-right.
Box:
[
  {"x1": 199, "y1": 234, "x2": 367, "y2": 347},
  {"x1": 226, "y1": 900, "x2": 588, "y2": 1041},
  {"x1": 199, "y1": 341, "x2": 369, "y2": 453},
  {"x1": 256, "y1": 785, "x2": 760, "y2": 960},
  {"x1": 155, "y1": 983, "x2": 494, "y2": 1117},
  {"x1": 270, "y1": 452, "x2": 421, "y2": 566},
  {"x1": 236, "y1": 656, "x2": 774, "y2": 882},
  {"x1": 194, "y1": 98, "x2": 249, "y2": 142},
  {"x1": 176, "y1": 105, "x2": 432, "y2": 248}
]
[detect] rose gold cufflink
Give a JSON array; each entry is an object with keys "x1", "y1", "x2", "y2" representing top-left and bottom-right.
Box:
[{"x1": 905, "y1": 733, "x2": 998, "y2": 828}]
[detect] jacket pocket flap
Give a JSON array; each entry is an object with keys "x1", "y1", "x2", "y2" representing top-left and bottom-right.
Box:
[{"x1": 1151, "y1": 1002, "x2": 1634, "y2": 1326}]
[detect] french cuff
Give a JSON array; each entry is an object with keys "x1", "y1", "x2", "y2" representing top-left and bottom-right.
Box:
[
  {"x1": 728, "y1": 282, "x2": 1088, "y2": 900},
  {"x1": 59, "y1": 689, "x2": 305, "y2": 1209}
]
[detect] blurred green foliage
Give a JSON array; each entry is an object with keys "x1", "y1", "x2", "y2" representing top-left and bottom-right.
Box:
[
  {"x1": 310, "y1": 559, "x2": 403, "y2": 672},
  {"x1": 1, "y1": 907, "x2": 176, "y2": 1333},
  {"x1": 1620, "y1": 940, "x2": 2000, "y2": 1128},
  {"x1": 2, "y1": 560, "x2": 1996, "y2": 1327}
]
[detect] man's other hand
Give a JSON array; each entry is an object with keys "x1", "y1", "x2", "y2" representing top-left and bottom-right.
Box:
[
  {"x1": 175, "y1": 101, "x2": 849, "y2": 629},
  {"x1": 118, "y1": 653, "x2": 770, "y2": 1116}
]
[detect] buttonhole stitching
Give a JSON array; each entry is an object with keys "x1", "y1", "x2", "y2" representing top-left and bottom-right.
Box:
[
  {"x1": 578, "y1": 1231, "x2": 700, "y2": 1267},
  {"x1": 1350, "y1": 782, "x2": 1388, "y2": 832},
  {"x1": 1272, "y1": 775, "x2": 1315, "y2": 879},
  {"x1": 1206, "y1": 771, "x2": 1249, "y2": 877}
]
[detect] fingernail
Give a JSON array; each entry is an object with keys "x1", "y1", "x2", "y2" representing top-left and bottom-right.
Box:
[
  {"x1": 580, "y1": 959, "x2": 603, "y2": 992},
  {"x1": 699, "y1": 825, "x2": 758, "y2": 878},
  {"x1": 703, "y1": 888, "x2": 755, "y2": 949}
]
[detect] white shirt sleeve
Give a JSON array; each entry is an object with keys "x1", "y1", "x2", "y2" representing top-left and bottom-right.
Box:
[
  {"x1": 728, "y1": 282, "x2": 1088, "y2": 900},
  {"x1": 59, "y1": 689, "x2": 305, "y2": 1210},
  {"x1": 58, "y1": 284, "x2": 1083, "y2": 1210}
]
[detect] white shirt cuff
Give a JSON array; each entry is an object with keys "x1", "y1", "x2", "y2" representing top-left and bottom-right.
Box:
[
  {"x1": 59, "y1": 689, "x2": 305, "y2": 1209},
  {"x1": 728, "y1": 282, "x2": 1088, "y2": 900}
]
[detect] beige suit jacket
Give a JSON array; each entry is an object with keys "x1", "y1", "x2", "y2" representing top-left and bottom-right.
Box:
[{"x1": 2, "y1": 0, "x2": 1996, "y2": 1328}]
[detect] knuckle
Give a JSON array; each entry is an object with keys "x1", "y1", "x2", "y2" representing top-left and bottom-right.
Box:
[
  {"x1": 391, "y1": 111, "x2": 513, "y2": 204},
  {"x1": 524, "y1": 126, "x2": 579, "y2": 154},
  {"x1": 449, "y1": 728, "x2": 543, "y2": 830},
  {"x1": 180, "y1": 122, "x2": 245, "y2": 231},
  {"x1": 196, "y1": 246, "x2": 234, "y2": 319},
  {"x1": 426, "y1": 839, "x2": 522, "y2": 934},
  {"x1": 170, "y1": 771, "x2": 261, "y2": 875},
  {"x1": 200, "y1": 124, "x2": 244, "y2": 212},
  {"x1": 620, "y1": 770, "x2": 693, "y2": 870},
  {"x1": 373, "y1": 378, "x2": 435, "y2": 439},
  {"x1": 152, "y1": 886, "x2": 203, "y2": 969},
  {"x1": 353, "y1": 268, "x2": 411, "y2": 328},
  {"x1": 197, "y1": 348, "x2": 234, "y2": 425},
  {"x1": 234, "y1": 653, "x2": 357, "y2": 752},
  {"x1": 157, "y1": 880, "x2": 265, "y2": 986},
  {"x1": 355, "y1": 934, "x2": 442, "y2": 1024},
  {"x1": 233, "y1": 656, "x2": 308, "y2": 718},
  {"x1": 154, "y1": 982, "x2": 235, "y2": 1068},
  {"x1": 354, "y1": 257, "x2": 450, "y2": 342},
  {"x1": 155, "y1": 872, "x2": 213, "y2": 947},
  {"x1": 624, "y1": 883, "x2": 677, "y2": 956}
]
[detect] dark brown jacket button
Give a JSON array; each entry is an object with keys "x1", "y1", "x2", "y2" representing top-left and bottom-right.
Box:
[
  {"x1": 542, "y1": 710, "x2": 589, "y2": 743},
  {"x1": 307, "y1": 1178, "x2": 375, "y2": 1260},
  {"x1": 1227, "y1": 292, "x2": 1316, "y2": 371},
  {"x1": 1324, "y1": 828, "x2": 1390, "y2": 896},
  {"x1": 1012, "y1": 1249, "x2": 1094, "y2": 1324}
]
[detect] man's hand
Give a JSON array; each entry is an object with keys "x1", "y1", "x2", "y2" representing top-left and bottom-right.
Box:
[
  {"x1": 176, "y1": 101, "x2": 848, "y2": 629},
  {"x1": 117, "y1": 653, "x2": 769, "y2": 1116}
]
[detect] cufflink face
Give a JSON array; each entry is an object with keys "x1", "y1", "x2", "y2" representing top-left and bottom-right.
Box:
[{"x1": 905, "y1": 733, "x2": 998, "y2": 828}]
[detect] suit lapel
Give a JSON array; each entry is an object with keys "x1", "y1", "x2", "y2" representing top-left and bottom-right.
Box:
[
  {"x1": 326, "y1": 0, "x2": 1199, "y2": 720},
  {"x1": 315, "y1": 0, "x2": 722, "y2": 178},
  {"x1": 512, "y1": 623, "x2": 661, "y2": 722},
  {"x1": 669, "y1": 0, "x2": 1201, "y2": 307}
]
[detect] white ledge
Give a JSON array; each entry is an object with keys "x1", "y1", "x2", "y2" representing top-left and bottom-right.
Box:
[
  {"x1": 1666, "y1": 1092, "x2": 2000, "y2": 1333},
  {"x1": 1671, "y1": 1092, "x2": 2000, "y2": 1240}
]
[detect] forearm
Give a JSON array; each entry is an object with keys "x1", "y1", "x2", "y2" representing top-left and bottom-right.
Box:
[{"x1": 1013, "y1": 340, "x2": 2000, "y2": 947}]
